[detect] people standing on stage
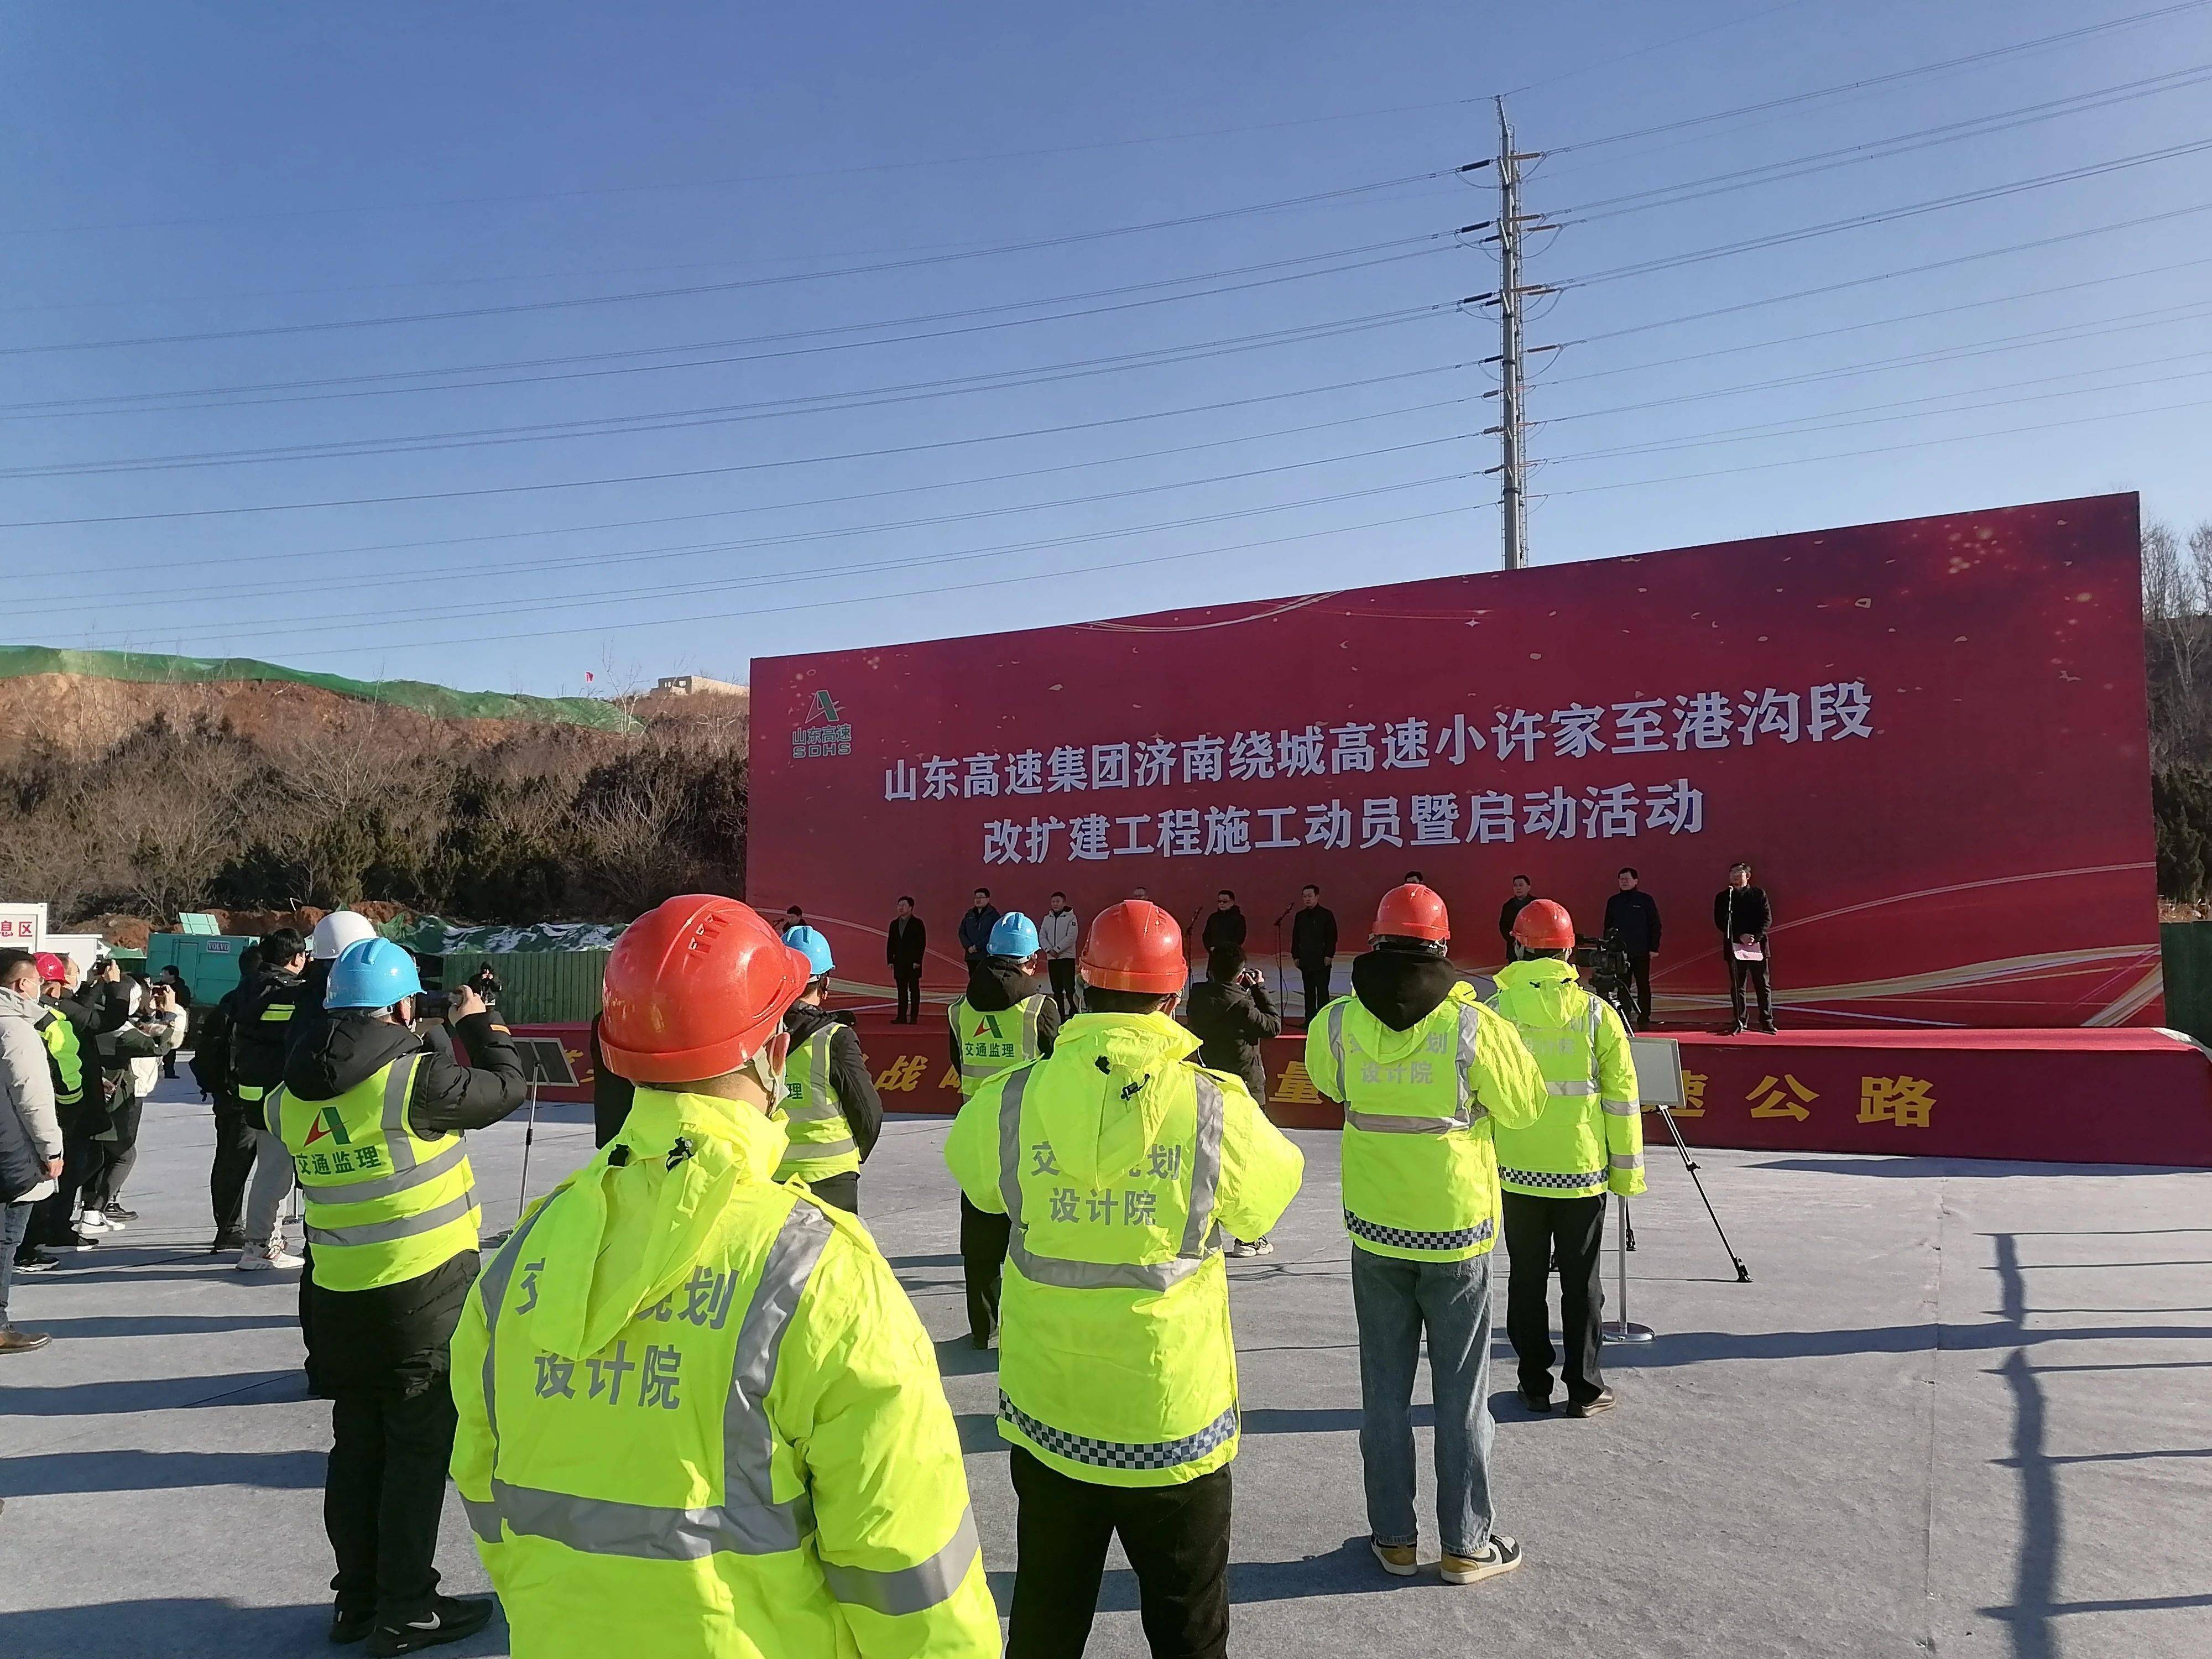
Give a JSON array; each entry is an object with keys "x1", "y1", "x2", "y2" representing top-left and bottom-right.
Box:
[
  {"x1": 1602, "y1": 867, "x2": 1663, "y2": 1030},
  {"x1": 1490, "y1": 899, "x2": 1644, "y2": 1420},
  {"x1": 1201, "y1": 889, "x2": 1247, "y2": 954},
  {"x1": 948, "y1": 910, "x2": 1058, "y2": 1348},
  {"x1": 1307, "y1": 883, "x2": 1547, "y2": 1587},
  {"x1": 1715, "y1": 862, "x2": 1777, "y2": 1034},
  {"x1": 958, "y1": 887, "x2": 1001, "y2": 965},
  {"x1": 1182, "y1": 943, "x2": 1285, "y2": 1261},
  {"x1": 887, "y1": 894, "x2": 927, "y2": 1024},
  {"x1": 945, "y1": 900, "x2": 1303, "y2": 1658},
  {"x1": 777, "y1": 927, "x2": 882, "y2": 1217},
  {"x1": 1498, "y1": 875, "x2": 1537, "y2": 957},
  {"x1": 1039, "y1": 893, "x2": 1081, "y2": 1020},
  {"x1": 1291, "y1": 884, "x2": 1339, "y2": 1026},
  {"x1": 455, "y1": 896, "x2": 997, "y2": 1659}
]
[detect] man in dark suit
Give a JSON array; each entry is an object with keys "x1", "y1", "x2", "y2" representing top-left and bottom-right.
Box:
[
  {"x1": 1714, "y1": 862, "x2": 1776, "y2": 1035},
  {"x1": 1290, "y1": 884, "x2": 1338, "y2": 1025},
  {"x1": 1602, "y1": 867, "x2": 1662, "y2": 1030},
  {"x1": 886, "y1": 896, "x2": 927, "y2": 1024}
]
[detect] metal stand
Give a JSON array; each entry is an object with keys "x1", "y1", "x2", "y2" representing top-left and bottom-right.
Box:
[
  {"x1": 1651, "y1": 1102, "x2": 1752, "y2": 1283},
  {"x1": 515, "y1": 1082, "x2": 541, "y2": 1213},
  {"x1": 1600, "y1": 1194, "x2": 1654, "y2": 1344}
]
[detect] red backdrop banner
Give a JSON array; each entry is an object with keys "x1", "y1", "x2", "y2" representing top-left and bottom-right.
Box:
[{"x1": 749, "y1": 494, "x2": 2161, "y2": 1030}]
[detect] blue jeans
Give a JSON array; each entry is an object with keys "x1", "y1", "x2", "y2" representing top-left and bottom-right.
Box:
[
  {"x1": 1350, "y1": 1244, "x2": 1497, "y2": 1557},
  {"x1": 2, "y1": 1201, "x2": 33, "y2": 1329}
]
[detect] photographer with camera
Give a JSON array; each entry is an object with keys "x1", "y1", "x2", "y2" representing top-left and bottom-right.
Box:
[
  {"x1": 1491, "y1": 900, "x2": 1645, "y2": 1419},
  {"x1": 1183, "y1": 943, "x2": 1284, "y2": 1260}
]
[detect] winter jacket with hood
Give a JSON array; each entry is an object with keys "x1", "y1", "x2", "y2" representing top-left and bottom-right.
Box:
[
  {"x1": 947, "y1": 957, "x2": 1061, "y2": 1071},
  {"x1": 281, "y1": 1008, "x2": 528, "y2": 1390},
  {"x1": 451, "y1": 1086, "x2": 1000, "y2": 1654},
  {"x1": 232, "y1": 963, "x2": 307, "y2": 1094},
  {"x1": 942, "y1": 1011, "x2": 1305, "y2": 1486},
  {"x1": 1181, "y1": 974, "x2": 1281, "y2": 1100},
  {"x1": 1488, "y1": 956, "x2": 1645, "y2": 1200},
  {"x1": 781, "y1": 1001, "x2": 883, "y2": 1164},
  {"x1": 1, "y1": 985, "x2": 63, "y2": 1204}
]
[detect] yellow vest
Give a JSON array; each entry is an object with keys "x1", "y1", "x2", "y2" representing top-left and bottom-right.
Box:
[
  {"x1": 270, "y1": 1055, "x2": 480, "y2": 1291},
  {"x1": 452, "y1": 1087, "x2": 998, "y2": 1657},
  {"x1": 773, "y1": 1025, "x2": 860, "y2": 1183},
  {"x1": 950, "y1": 993, "x2": 1046, "y2": 1097},
  {"x1": 943, "y1": 1013, "x2": 1305, "y2": 1488},
  {"x1": 1308, "y1": 983, "x2": 1548, "y2": 1261}
]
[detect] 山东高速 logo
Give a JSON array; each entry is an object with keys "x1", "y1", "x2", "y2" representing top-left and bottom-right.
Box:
[{"x1": 791, "y1": 688, "x2": 852, "y2": 760}]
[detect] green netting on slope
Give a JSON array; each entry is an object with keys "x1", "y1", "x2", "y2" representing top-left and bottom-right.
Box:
[{"x1": 0, "y1": 645, "x2": 641, "y2": 733}]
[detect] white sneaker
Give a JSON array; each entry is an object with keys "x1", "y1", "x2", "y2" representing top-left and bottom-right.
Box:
[
  {"x1": 76, "y1": 1210, "x2": 113, "y2": 1234},
  {"x1": 238, "y1": 1242, "x2": 304, "y2": 1271}
]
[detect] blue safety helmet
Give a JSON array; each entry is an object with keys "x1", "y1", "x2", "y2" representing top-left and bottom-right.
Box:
[
  {"x1": 785, "y1": 925, "x2": 835, "y2": 979},
  {"x1": 326, "y1": 937, "x2": 425, "y2": 1010},
  {"x1": 989, "y1": 911, "x2": 1041, "y2": 959}
]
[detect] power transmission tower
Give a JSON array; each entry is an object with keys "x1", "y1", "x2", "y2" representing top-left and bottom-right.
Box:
[{"x1": 1495, "y1": 95, "x2": 1529, "y2": 571}]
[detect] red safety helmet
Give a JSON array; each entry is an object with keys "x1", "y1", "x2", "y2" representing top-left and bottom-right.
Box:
[
  {"x1": 33, "y1": 952, "x2": 67, "y2": 984},
  {"x1": 1512, "y1": 898, "x2": 1577, "y2": 952},
  {"x1": 1373, "y1": 883, "x2": 1450, "y2": 943},
  {"x1": 598, "y1": 895, "x2": 810, "y2": 1084},
  {"x1": 1079, "y1": 900, "x2": 1187, "y2": 995}
]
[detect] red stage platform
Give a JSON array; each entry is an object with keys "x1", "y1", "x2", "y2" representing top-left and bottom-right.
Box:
[{"x1": 512, "y1": 1018, "x2": 2212, "y2": 1168}]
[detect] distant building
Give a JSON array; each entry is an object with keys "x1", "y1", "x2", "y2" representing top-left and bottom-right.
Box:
[{"x1": 653, "y1": 675, "x2": 748, "y2": 698}]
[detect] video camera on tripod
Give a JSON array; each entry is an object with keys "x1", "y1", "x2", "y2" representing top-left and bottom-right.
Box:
[{"x1": 1568, "y1": 929, "x2": 1636, "y2": 1025}]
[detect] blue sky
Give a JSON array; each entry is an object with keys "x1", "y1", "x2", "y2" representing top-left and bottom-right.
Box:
[{"x1": 2, "y1": 1, "x2": 2208, "y2": 696}]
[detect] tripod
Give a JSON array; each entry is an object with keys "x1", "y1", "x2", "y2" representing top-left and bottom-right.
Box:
[{"x1": 1601, "y1": 1093, "x2": 1752, "y2": 1345}]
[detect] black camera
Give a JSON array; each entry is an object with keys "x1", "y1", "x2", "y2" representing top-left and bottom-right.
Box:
[{"x1": 1568, "y1": 930, "x2": 1636, "y2": 1026}]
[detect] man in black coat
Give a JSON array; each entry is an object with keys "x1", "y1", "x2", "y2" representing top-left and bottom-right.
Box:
[
  {"x1": 1498, "y1": 875, "x2": 1538, "y2": 956},
  {"x1": 1181, "y1": 945, "x2": 1283, "y2": 1259},
  {"x1": 1201, "y1": 890, "x2": 1248, "y2": 954},
  {"x1": 282, "y1": 975, "x2": 526, "y2": 1649},
  {"x1": 1715, "y1": 862, "x2": 1777, "y2": 1034},
  {"x1": 1602, "y1": 867, "x2": 1663, "y2": 1030},
  {"x1": 1290, "y1": 884, "x2": 1339, "y2": 1025},
  {"x1": 886, "y1": 895, "x2": 927, "y2": 1024},
  {"x1": 957, "y1": 888, "x2": 1000, "y2": 964}
]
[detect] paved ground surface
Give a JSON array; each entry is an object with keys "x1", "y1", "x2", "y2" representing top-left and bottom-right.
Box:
[{"x1": 3, "y1": 1073, "x2": 2208, "y2": 1658}]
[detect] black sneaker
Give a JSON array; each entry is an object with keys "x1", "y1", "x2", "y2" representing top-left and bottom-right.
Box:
[
  {"x1": 13, "y1": 1248, "x2": 60, "y2": 1274},
  {"x1": 61, "y1": 1230, "x2": 98, "y2": 1251},
  {"x1": 103, "y1": 1204, "x2": 138, "y2": 1222},
  {"x1": 211, "y1": 1230, "x2": 247, "y2": 1253},
  {"x1": 330, "y1": 1605, "x2": 375, "y2": 1646},
  {"x1": 369, "y1": 1596, "x2": 496, "y2": 1656},
  {"x1": 1564, "y1": 1386, "x2": 1618, "y2": 1418}
]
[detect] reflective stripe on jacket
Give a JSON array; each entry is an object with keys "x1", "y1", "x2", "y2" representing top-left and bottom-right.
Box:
[
  {"x1": 950, "y1": 995, "x2": 1046, "y2": 1098},
  {"x1": 1486, "y1": 958, "x2": 1645, "y2": 1199},
  {"x1": 774, "y1": 1026, "x2": 860, "y2": 1183},
  {"x1": 272, "y1": 1055, "x2": 481, "y2": 1291},
  {"x1": 451, "y1": 1087, "x2": 999, "y2": 1657},
  {"x1": 943, "y1": 1012, "x2": 1304, "y2": 1488},
  {"x1": 1306, "y1": 981, "x2": 1547, "y2": 1261},
  {"x1": 36, "y1": 1009, "x2": 84, "y2": 1108}
]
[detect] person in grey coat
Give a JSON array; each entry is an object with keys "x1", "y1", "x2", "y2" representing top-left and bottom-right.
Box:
[{"x1": 0, "y1": 949, "x2": 65, "y2": 1354}]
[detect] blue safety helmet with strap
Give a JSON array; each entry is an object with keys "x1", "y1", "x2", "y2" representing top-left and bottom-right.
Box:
[
  {"x1": 785, "y1": 925, "x2": 835, "y2": 978},
  {"x1": 326, "y1": 937, "x2": 426, "y2": 1010},
  {"x1": 989, "y1": 911, "x2": 1041, "y2": 959}
]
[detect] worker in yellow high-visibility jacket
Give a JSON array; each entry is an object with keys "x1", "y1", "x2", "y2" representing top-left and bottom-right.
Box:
[
  {"x1": 454, "y1": 894, "x2": 999, "y2": 1658},
  {"x1": 947, "y1": 900, "x2": 1303, "y2": 1658}
]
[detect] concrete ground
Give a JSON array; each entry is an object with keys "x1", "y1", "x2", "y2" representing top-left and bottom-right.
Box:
[{"x1": 3, "y1": 1073, "x2": 2208, "y2": 1659}]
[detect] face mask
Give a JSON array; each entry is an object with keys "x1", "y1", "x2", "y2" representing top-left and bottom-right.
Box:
[{"x1": 741, "y1": 1047, "x2": 790, "y2": 1112}]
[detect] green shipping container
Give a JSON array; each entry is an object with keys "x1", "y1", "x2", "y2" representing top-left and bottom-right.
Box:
[
  {"x1": 2161, "y1": 922, "x2": 2212, "y2": 1047},
  {"x1": 147, "y1": 933, "x2": 261, "y2": 1004},
  {"x1": 440, "y1": 949, "x2": 609, "y2": 1026}
]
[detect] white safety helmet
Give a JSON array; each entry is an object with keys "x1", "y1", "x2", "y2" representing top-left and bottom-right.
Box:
[{"x1": 310, "y1": 910, "x2": 380, "y2": 962}]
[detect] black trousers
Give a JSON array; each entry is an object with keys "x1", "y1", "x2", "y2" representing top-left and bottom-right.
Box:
[
  {"x1": 808, "y1": 1170, "x2": 859, "y2": 1215},
  {"x1": 1300, "y1": 965, "x2": 1332, "y2": 1025},
  {"x1": 81, "y1": 1095, "x2": 143, "y2": 1209},
  {"x1": 1008, "y1": 1445, "x2": 1230, "y2": 1659},
  {"x1": 1726, "y1": 950, "x2": 1774, "y2": 1028},
  {"x1": 893, "y1": 964, "x2": 923, "y2": 1024},
  {"x1": 30, "y1": 1123, "x2": 98, "y2": 1246},
  {"x1": 1047, "y1": 958, "x2": 1079, "y2": 1020},
  {"x1": 326, "y1": 1376, "x2": 457, "y2": 1624},
  {"x1": 1501, "y1": 1190, "x2": 1608, "y2": 1405},
  {"x1": 960, "y1": 1196, "x2": 1011, "y2": 1343},
  {"x1": 210, "y1": 1098, "x2": 260, "y2": 1238},
  {"x1": 1625, "y1": 953, "x2": 1653, "y2": 1029}
]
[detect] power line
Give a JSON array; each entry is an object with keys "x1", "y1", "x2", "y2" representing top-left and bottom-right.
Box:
[
  {"x1": 0, "y1": 166, "x2": 1459, "y2": 357},
  {"x1": 4, "y1": 239, "x2": 1451, "y2": 422},
  {"x1": 0, "y1": 304, "x2": 1449, "y2": 482}
]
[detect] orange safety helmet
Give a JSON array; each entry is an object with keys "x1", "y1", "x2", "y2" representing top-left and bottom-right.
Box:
[
  {"x1": 1511, "y1": 898, "x2": 1577, "y2": 951},
  {"x1": 1078, "y1": 900, "x2": 1187, "y2": 995},
  {"x1": 598, "y1": 894, "x2": 811, "y2": 1084},
  {"x1": 1372, "y1": 883, "x2": 1451, "y2": 943}
]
